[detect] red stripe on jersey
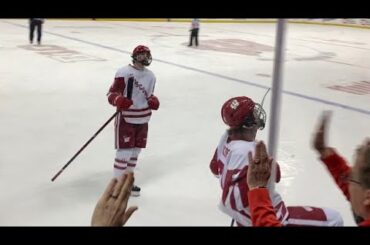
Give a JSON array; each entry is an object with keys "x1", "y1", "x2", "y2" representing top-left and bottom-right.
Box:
[
  {"x1": 230, "y1": 188, "x2": 237, "y2": 211},
  {"x1": 237, "y1": 181, "x2": 249, "y2": 207},
  {"x1": 239, "y1": 210, "x2": 251, "y2": 219},
  {"x1": 274, "y1": 201, "x2": 288, "y2": 221},
  {"x1": 130, "y1": 158, "x2": 138, "y2": 161},
  {"x1": 123, "y1": 112, "x2": 152, "y2": 118},
  {"x1": 221, "y1": 169, "x2": 241, "y2": 204},
  {"x1": 126, "y1": 107, "x2": 150, "y2": 112},
  {"x1": 127, "y1": 163, "x2": 136, "y2": 167},
  {"x1": 209, "y1": 150, "x2": 219, "y2": 176}
]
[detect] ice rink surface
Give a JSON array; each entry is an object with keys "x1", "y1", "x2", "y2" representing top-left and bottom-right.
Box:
[{"x1": 0, "y1": 19, "x2": 369, "y2": 226}]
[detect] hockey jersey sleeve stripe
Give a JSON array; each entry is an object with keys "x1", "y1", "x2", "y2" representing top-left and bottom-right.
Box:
[
  {"x1": 209, "y1": 149, "x2": 219, "y2": 176},
  {"x1": 113, "y1": 95, "x2": 121, "y2": 105},
  {"x1": 108, "y1": 92, "x2": 121, "y2": 105},
  {"x1": 239, "y1": 209, "x2": 251, "y2": 219},
  {"x1": 275, "y1": 202, "x2": 289, "y2": 221},
  {"x1": 233, "y1": 183, "x2": 249, "y2": 210},
  {"x1": 107, "y1": 77, "x2": 125, "y2": 105},
  {"x1": 229, "y1": 187, "x2": 237, "y2": 211},
  {"x1": 107, "y1": 92, "x2": 120, "y2": 98}
]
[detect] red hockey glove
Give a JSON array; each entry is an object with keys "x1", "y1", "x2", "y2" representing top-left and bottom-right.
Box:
[
  {"x1": 147, "y1": 95, "x2": 160, "y2": 110},
  {"x1": 115, "y1": 96, "x2": 133, "y2": 110}
]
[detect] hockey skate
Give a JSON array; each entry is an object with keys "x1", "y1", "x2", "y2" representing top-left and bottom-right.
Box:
[{"x1": 131, "y1": 185, "x2": 141, "y2": 197}]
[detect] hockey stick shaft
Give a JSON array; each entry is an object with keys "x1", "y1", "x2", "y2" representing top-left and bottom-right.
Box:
[
  {"x1": 51, "y1": 77, "x2": 134, "y2": 182},
  {"x1": 51, "y1": 111, "x2": 118, "y2": 182}
]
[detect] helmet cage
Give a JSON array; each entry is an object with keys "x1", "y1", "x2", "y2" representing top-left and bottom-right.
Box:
[{"x1": 243, "y1": 103, "x2": 266, "y2": 130}]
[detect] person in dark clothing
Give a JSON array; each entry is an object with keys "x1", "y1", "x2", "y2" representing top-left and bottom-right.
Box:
[
  {"x1": 29, "y1": 18, "x2": 44, "y2": 45},
  {"x1": 188, "y1": 19, "x2": 199, "y2": 47}
]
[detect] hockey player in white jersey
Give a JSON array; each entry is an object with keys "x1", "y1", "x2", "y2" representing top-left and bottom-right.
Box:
[
  {"x1": 107, "y1": 45, "x2": 160, "y2": 196},
  {"x1": 210, "y1": 96, "x2": 343, "y2": 226}
]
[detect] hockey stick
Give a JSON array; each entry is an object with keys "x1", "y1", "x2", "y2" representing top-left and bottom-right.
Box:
[
  {"x1": 51, "y1": 112, "x2": 118, "y2": 181},
  {"x1": 51, "y1": 77, "x2": 134, "y2": 182},
  {"x1": 261, "y1": 88, "x2": 271, "y2": 107}
]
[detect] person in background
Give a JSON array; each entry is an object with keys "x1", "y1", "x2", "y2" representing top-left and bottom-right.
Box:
[
  {"x1": 29, "y1": 18, "x2": 44, "y2": 45},
  {"x1": 188, "y1": 18, "x2": 199, "y2": 47}
]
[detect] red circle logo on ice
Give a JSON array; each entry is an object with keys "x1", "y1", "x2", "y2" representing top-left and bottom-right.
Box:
[
  {"x1": 327, "y1": 81, "x2": 370, "y2": 95},
  {"x1": 187, "y1": 39, "x2": 274, "y2": 56}
]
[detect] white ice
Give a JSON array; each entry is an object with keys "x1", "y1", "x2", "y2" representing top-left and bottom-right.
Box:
[{"x1": 0, "y1": 19, "x2": 369, "y2": 226}]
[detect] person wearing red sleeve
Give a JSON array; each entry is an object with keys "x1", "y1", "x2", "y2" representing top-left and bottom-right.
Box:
[
  {"x1": 107, "y1": 45, "x2": 160, "y2": 197},
  {"x1": 247, "y1": 141, "x2": 283, "y2": 227},
  {"x1": 313, "y1": 112, "x2": 370, "y2": 226},
  {"x1": 29, "y1": 18, "x2": 44, "y2": 45},
  {"x1": 247, "y1": 112, "x2": 370, "y2": 227}
]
